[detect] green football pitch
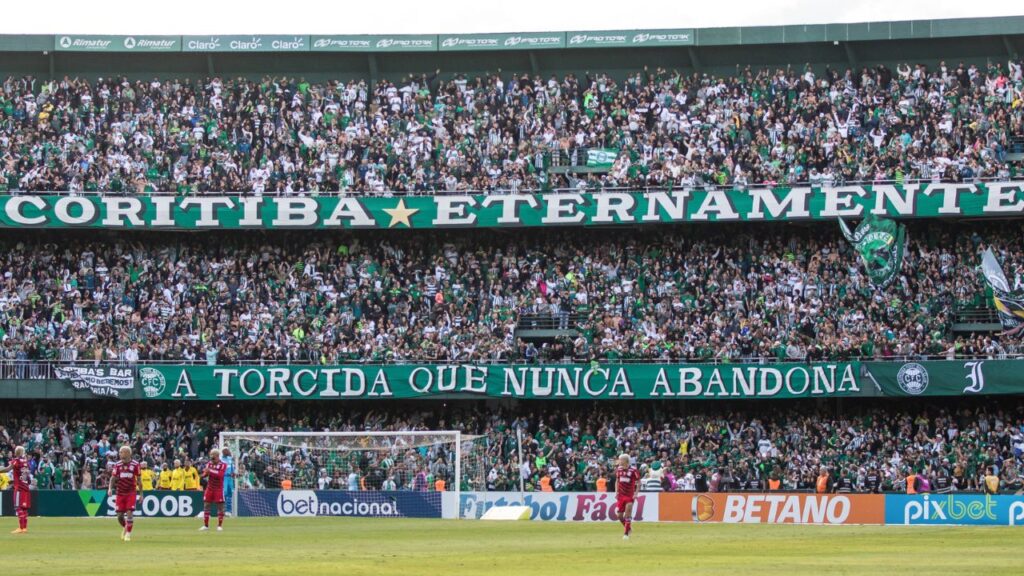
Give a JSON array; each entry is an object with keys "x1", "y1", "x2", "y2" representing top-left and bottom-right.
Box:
[{"x1": 3, "y1": 518, "x2": 1023, "y2": 576}]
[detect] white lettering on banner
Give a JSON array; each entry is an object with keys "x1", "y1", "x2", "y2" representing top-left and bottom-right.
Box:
[
  {"x1": 1009, "y1": 502, "x2": 1024, "y2": 526},
  {"x1": 922, "y1": 183, "x2": 972, "y2": 214},
  {"x1": 982, "y1": 182, "x2": 1024, "y2": 213},
  {"x1": 479, "y1": 195, "x2": 538, "y2": 224},
  {"x1": 748, "y1": 188, "x2": 811, "y2": 220},
  {"x1": 53, "y1": 197, "x2": 97, "y2": 225},
  {"x1": 820, "y1": 187, "x2": 866, "y2": 217},
  {"x1": 541, "y1": 194, "x2": 587, "y2": 224},
  {"x1": 277, "y1": 491, "x2": 318, "y2": 517},
  {"x1": 721, "y1": 495, "x2": 850, "y2": 524},
  {"x1": 179, "y1": 198, "x2": 234, "y2": 227},
  {"x1": 188, "y1": 38, "x2": 221, "y2": 50},
  {"x1": 433, "y1": 196, "x2": 478, "y2": 226},
  {"x1": 456, "y1": 492, "x2": 658, "y2": 522},
  {"x1": 5, "y1": 184, "x2": 1024, "y2": 229},
  {"x1": 105, "y1": 494, "x2": 195, "y2": 517},
  {"x1": 592, "y1": 193, "x2": 636, "y2": 223},
  {"x1": 7, "y1": 197, "x2": 46, "y2": 225},
  {"x1": 274, "y1": 491, "x2": 400, "y2": 517}
]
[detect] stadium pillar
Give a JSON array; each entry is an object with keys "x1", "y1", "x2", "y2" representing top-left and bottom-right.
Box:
[
  {"x1": 528, "y1": 51, "x2": 540, "y2": 76},
  {"x1": 368, "y1": 54, "x2": 379, "y2": 93},
  {"x1": 48, "y1": 52, "x2": 54, "y2": 81},
  {"x1": 1004, "y1": 36, "x2": 1019, "y2": 59},
  {"x1": 686, "y1": 47, "x2": 701, "y2": 72},
  {"x1": 843, "y1": 43, "x2": 858, "y2": 69}
]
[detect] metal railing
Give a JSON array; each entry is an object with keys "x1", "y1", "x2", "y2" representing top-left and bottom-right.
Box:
[
  {"x1": 0, "y1": 176, "x2": 1013, "y2": 199},
  {"x1": 516, "y1": 313, "x2": 587, "y2": 332},
  {"x1": 3, "y1": 353, "x2": 1024, "y2": 381}
]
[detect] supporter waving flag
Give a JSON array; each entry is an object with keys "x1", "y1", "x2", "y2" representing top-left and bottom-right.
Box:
[
  {"x1": 839, "y1": 214, "x2": 907, "y2": 288},
  {"x1": 980, "y1": 248, "x2": 1024, "y2": 336}
]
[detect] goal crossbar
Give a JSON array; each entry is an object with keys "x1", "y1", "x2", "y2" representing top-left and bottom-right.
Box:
[{"x1": 219, "y1": 430, "x2": 464, "y2": 517}]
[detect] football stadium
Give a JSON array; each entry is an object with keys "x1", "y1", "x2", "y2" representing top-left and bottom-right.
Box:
[{"x1": 3, "y1": 2, "x2": 1024, "y2": 574}]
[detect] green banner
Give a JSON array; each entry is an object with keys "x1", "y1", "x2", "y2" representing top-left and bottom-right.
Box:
[
  {"x1": 55, "y1": 35, "x2": 180, "y2": 52},
  {"x1": 138, "y1": 363, "x2": 862, "y2": 400},
  {"x1": 182, "y1": 35, "x2": 308, "y2": 52},
  {"x1": 865, "y1": 360, "x2": 1024, "y2": 396},
  {"x1": 586, "y1": 149, "x2": 619, "y2": 168},
  {"x1": 839, "y1": 213, "x2": 907, "y2": 287},
  {"x1": 311, "y1": 35, "x2": 436, "y2": 52},
  {"x1": 567, "y1": 29, "x2": 695, "y2": 48},
  {"x1": 0, "y1": 183, "x2": 1022, "y2": 230},
  {"x1": 439, "y1": 33, "x2": 565, "y2": 51}
]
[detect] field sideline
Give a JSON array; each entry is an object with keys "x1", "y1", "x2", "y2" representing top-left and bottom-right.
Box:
[{"x1": 3, "y1": 518, "x2": 1023, "y2": 576}]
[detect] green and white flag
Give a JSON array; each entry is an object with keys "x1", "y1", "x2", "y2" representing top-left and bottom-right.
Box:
[
  {"x1": 838, "y1": 214, "x2": 907, "y2": 288},
  {"x1": 980, "y1": 248, "x2": 1024, "y2": 336},
  {"x1": 586, "y1": 149, "x2": 619, "y2": 168}
]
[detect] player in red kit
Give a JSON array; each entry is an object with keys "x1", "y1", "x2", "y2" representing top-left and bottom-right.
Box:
[
  {"x1": 200, "y1": 448, "x2": 228, "y2": 532},
  {"x1": 1, "y1": 446, "x2": 31, "y2": 534},
  {"x1": 109, "y1": 446, "x2": 143, "y2": 542},
  {"x1": 614, "y1": 454, "x2": 641, "y2": 540}
]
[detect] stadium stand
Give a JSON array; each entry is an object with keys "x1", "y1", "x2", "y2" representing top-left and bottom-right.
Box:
[
  {"x1": 0, "y1": 223, "x2": 1020, "y2": 368},
  {"x1": 2, "y1": 20, "x2": 1024, "y2": 509},
  {"x1": 0, "y1": 58, "x2": 1021, "y2": 195},
  {"x1": 3, "y1": 399, "x2": 1022, "y2": 494}
]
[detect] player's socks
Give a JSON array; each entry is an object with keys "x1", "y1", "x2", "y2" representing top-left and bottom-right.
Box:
[
  {"x1": 125, "y1": 519, "x2": 134, "y2": 534},
  {"x1": 624, "y1": 520, "x2": 632, "y2": 535},
  {"x1": 217, "y1": 511, "x2": 224, "y2": 527},
  {"x1": 204, "y1": 511, "x2": 210, "y2": 527}
]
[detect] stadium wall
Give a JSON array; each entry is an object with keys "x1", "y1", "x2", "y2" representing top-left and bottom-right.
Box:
[
  {"x1": 0, "y1": 16, "x2": 1021, "y2": 81},
  {"x1": 0, "y1": 490, "x2": 203, "y2": 518},
  {"x1": 9, "y1": 491, "x2": 1021, "y2": 526}
]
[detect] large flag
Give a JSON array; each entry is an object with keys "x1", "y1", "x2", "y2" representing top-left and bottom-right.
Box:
[
  {"x1": 585, "y1": 148, "x2": 619, "y2": 168},
  {"x1": 980, "y1": 248, "x2": 1024, "y2": 336},
  {"x1": 838, "y1": 214, "x2": 907, "y2": 288}
]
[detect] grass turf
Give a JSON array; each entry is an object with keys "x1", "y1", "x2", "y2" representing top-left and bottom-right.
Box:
[{"x1": 2, "y1": 517, "x2": 1023, "y2": 576}]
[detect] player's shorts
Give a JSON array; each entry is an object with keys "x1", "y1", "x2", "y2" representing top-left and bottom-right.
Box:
[
  {"x1": 204, "y1": 491, "x2": 225, "y2": 504},
  {"x1": 615, "y1": 495, "x2": 635, "y2": 511},
  {"x1": 115, "y1": 493, "x2": 137, "y2": 513},
  {"x1": 14, "y1": 489, "x2": 31, "y2": 509}
]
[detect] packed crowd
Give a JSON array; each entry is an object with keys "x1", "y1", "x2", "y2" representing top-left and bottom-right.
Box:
[
  {"x1": 0, "y1": 223, "x2": 1020, "y2": 367},
  {"x1": 1, "y1": 400, "x2": 1021, "y2": 494},
  {"x1": 1, "y1": 59, "x2": 1022, "y2": 195}
]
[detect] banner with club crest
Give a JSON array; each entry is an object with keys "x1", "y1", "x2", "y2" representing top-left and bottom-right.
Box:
[{"x1": 839, "y1": 213, "x2": 907, "y2": 288}]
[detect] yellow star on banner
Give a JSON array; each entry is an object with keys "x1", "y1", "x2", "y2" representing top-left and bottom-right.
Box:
[{"x1": 383, "y1": 198, "x2": 419, "y2": 228}]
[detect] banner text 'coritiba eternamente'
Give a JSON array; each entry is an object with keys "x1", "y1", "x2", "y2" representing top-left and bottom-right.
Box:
[{"x1": 0, "y1": 182, "x2": 1021, "y2": 230}]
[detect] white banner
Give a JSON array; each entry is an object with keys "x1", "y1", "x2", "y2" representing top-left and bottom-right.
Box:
[{"x1": 448, "y1": 491, "x2": 659, "y2": 521}]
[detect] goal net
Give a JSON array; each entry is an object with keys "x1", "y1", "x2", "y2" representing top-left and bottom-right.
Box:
[{"x1": 219, "y1": 431, "x2": 490, "y2": 518}]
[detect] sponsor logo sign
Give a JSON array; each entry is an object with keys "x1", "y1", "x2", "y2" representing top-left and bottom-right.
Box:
[
  {"x1": 182, "y1": 36, "x2": 308, "y2": 52},
  {"x1": 54, "y1": 366, "x2": 134, "y2": 398},
  {"x1": 565, "y1": 29, "x2": 694, "y2": 48},
  {"x1": 886, "y1": 494, "x2": 1024, "y2": 526},
  {"x1": 311, "y1": 35, "x2": 436, "y2": 52},
  {"x1": 660, "y1": 493, "x2": 885, "y2": 524},
  {"x1": 439, "y1": 33, "x2": 565, "y2": 51},
  {"x1": 55, "y1": 35, "x2": 180, "y2": 52},
  {"x1": 457, "y1": 492, "x2": 658, "y2": 521},
  {"x1": 239, "y1": 490, "x2": 441, "y2": 518}
]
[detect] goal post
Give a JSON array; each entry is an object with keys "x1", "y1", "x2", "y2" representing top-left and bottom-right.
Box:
[{"x1": 218, "y1": 430, "x2": 489, "y2": 518}]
